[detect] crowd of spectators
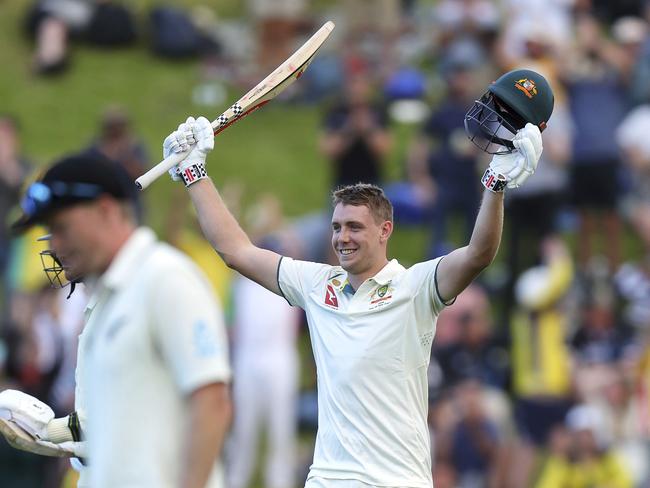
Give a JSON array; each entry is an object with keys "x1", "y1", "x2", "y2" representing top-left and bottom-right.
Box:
[{"x1": 3, "y1": 1, "x2": 650, "y2": 487}]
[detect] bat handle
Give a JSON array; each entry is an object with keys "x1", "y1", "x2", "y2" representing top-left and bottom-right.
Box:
[{"x1": 135, "y1": 149, "x2": 190, "y2": 190}]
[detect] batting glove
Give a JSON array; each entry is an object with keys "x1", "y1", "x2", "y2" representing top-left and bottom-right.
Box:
[
  {"x1": 482, "y1": 123, "x2": 543, "y2": 192},
  {"x1": 0, "y1": 417, "x2": 85, "y2": 458},
  {"x1": 0, "y1": 389, "x2": 54, "y2": 440},
  {"x1": 164, "y1": 116, "x2": 214, "y2": 186}
]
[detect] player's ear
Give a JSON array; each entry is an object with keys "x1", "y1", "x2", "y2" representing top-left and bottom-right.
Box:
[
  {"x1": 95, "y1": 195, "x2": 123, "y2": 222},
  {"x1": 380, "y1": 220, "x2": 393, "y2": 242}
]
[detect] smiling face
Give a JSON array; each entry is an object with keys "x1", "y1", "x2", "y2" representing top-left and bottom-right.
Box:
[{"x1": 331, "y1": 203, "x2": 392, "y2": 285}]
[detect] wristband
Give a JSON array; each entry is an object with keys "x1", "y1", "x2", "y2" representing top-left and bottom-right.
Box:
[
  {"x1": 68, "y1": 411, "x2": 82, "y2": 442},
  {"x1": 46, "y1": 411, "x2": 82, "y2": 443},
  {"x1": 180, "y1": 163, "x2": 208, "y2": 187},
  {"x1": 481, "y1": 167, "x2": 507, "y2": 193}
]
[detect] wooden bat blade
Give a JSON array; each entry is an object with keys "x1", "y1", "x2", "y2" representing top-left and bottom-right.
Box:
[
  {"x1": 135, "y1": 20, "x2": 335, "y2": 190},
  {"x1": 0, "y1": 419, "x2": 69, "y2": 457}
]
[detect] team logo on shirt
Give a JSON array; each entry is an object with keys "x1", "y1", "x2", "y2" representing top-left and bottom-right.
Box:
[
  {"x1": 324, "y1": 284, "x2": 339, "y2": 308},
  {"x1": 369, "y1": 283, "x2": 394, "y2": 310}
]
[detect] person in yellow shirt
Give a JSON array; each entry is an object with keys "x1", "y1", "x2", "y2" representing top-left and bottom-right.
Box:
[
  {"x1": 508, "y1": 236, "x2": 575, "y2": 487},
  {"x1": 536, "y1": 404, "x2": 633, "y2": 488}
]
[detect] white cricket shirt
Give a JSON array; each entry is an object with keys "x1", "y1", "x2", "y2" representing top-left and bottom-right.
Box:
[
  {"x1": 278, "y1": 257, "x2": 450, "y2": 487},
  {"x1": 75, "y1": 228, "x2": 231, "y2": 488}
]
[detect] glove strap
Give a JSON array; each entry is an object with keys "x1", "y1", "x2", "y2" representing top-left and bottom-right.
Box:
[
  {"x1": 180, "y1": 163, "x2": 208, "y2": 187},
  {"x1": 481, "y1": 167, "x2": 507, "y2": 193}
]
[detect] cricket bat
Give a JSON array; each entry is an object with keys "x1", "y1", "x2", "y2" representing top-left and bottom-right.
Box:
[
  {"x1": 135, "y1": 20, "x2": 335, "y2": 190},
  {"x1": 0, "y1": 418, "x2": 72, "y2": 457}
]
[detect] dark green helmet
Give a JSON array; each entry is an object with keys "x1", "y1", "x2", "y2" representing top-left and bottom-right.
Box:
[{"x1": 464, "y1": 69, "x2": 555, "y2": 154}]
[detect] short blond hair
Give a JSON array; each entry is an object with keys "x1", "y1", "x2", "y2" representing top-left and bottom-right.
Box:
[{"x1": 331, "y1": 183, "x2": 393, "y2": 224}]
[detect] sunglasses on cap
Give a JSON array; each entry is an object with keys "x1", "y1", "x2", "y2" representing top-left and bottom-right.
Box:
[{"x1": 20, "y1": 181, "x2": 104, "y2": 218}]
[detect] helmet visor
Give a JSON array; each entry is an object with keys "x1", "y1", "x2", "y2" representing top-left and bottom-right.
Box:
[{"x1": 464, "y1": 92, "x2": 524, "y2": 154}]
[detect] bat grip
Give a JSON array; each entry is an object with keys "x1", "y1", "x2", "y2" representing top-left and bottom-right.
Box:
[{"x1": 135, "y1": 150, "x2": 190, "y2": 190}]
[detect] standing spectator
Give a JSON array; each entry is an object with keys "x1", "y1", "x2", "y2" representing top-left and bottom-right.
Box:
[
  {"x1": 562, "y1": 14, "x2": 629, "y2": 273},
  {"x1": 508, "y1": 237, "x2": 575, "y2": 488},
  {"x1": 319, "y1": 74, "x2": 391, "y2": 191},
  {"x1": 0, "y1": 115, "x2": 31, "y2": 291},
  {"x1": 407, "y1": 56, "x2": 483, "y2": 256},
  {"x1": 496, "y1": 22, "x2": 573, "y2": 313}
]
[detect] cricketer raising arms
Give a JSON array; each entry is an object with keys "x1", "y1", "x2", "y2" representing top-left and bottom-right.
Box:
[
  {"x1": 160, "y1": 68, "x2": 554, "y2": 488},
  {"x1": 163, "y1": 70, "x2": 553, "y2": 488}
]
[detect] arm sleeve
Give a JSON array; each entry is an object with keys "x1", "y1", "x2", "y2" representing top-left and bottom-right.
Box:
[
  {"x1": 408, "y1": 256, "x2": 454, "y2": 316},
  {"x1": 151, "y1": 262, "x2": 231, "y2": 394},
  {"x1": 277, "y1": 257, "x2": 331, "y2": 309}
]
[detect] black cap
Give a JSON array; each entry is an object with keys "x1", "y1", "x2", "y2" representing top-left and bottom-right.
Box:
[{"x1": 12, "y1": 152, "x2": 138, "y2": 231}]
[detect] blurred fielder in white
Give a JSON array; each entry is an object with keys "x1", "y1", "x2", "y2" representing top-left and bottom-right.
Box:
[
  {"x1": 228, "y1": 273, "x2": 301, "y2": 488},
  {"x1": 163, "y1": 68, "x2": 552, "y2": 487},
  {"x1": 3, "y1": 153, "x2": 232, "y2": 488}
]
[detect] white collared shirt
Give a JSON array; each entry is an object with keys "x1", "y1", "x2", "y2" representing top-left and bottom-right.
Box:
[
  {"x1": 75, "y1": 227, "x2": 230, "y2": 488},
  {"x1": 278, "y1": 257, "x2": 449, "y2": 487}
]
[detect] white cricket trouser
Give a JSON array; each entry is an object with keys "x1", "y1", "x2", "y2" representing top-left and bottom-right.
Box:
[
  {"x1": 228, "y1": 352, "x2": 298, "y2": 488},
  {"x1": 305, "y1": 478, "x2": 405, "y2": 488}
]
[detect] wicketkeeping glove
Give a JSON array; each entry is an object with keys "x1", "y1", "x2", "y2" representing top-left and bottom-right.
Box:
[
  {"x1": 481, "y1": 123, "x2": 543, "y2": 192},
  {"x1": 163, "y1": 116, "x2": 215, "y2": 187}
]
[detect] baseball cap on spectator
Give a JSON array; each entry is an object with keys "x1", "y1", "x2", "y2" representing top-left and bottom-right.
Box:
[
  {"x1": 612, "y1": 16, "x2": 648, "y2": 45},
  {"x1": 565, "y1": 404, "x2": 611, "y2": 449},
  {"x1": 12, "y1": 152, "x2": 138, "y2": 231}
]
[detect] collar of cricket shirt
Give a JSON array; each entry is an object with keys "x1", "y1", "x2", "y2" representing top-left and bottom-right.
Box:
[
  {"x1": 369, "y1": 259, "x2": 404, "y2": 286},
  {"x1": 100, "y1": 227, "x2": 157, "y2": 290}
]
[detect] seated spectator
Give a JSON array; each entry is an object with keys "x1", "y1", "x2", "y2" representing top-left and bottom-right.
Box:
[
  {"x1": 591, "y1": 366, "x2": 650, "y2": 484},
  {"x1": 82, "y1": 106, "x2": 149, "y2": 180},
  {"x1": 24, "y1": 0, "x2": 137, "y2": 75},
  {"x1": 436, "y1": 379, "x2": 505, "y2": 488},
  {"x1": 434, "y1": 284, "x2": 509, "y2": 391},
  {"x1": 615, "y1": 202, "x2": 650, "y2": 329},
  {"x1": 571, "y1": 281, "x2": 630, "y2": 366},
  {"x1": 616, "y1": 104, "x2": 650, "y2": 219},
  {"x1": 535, "y1": 405, "x2": 633, "y2": 488}
]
